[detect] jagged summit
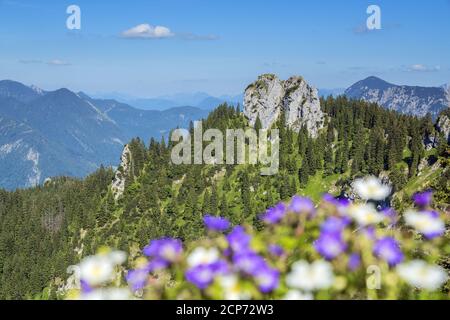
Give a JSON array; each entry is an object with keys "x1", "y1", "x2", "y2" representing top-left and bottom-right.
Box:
[{"x1": 244, "y1": 74, "x2": 324, "y2": 138}]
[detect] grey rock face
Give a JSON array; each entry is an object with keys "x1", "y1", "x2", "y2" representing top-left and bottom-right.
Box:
[
  {"x1": 111, "y1": 144, "x2": 131, "y2": 200},
  {"x1": 244, "y1": 74, "x2": 324, "y2": 138},
  {"x1": 244, "y1": 74, "x2": 284, "y2": 130},
  {"x1": 283, "y1": 76, "x2": 324, "y2": 136},
  {"x1": 437, "y1": 114, "x2": 450, "y2": 143},
  {"x1": 423, "y1": 134, "x2": 438, "y2": 151}
]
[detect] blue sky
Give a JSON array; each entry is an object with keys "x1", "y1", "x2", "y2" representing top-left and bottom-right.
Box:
[{"x1": 0, "y1": 0, "x2": 449, "y2": 97}]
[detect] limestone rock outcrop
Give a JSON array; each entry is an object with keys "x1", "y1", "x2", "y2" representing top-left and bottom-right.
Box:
[
  {"x1": 111, "y1": 144, "x2": 131, "y2": 199},
  {"x1": 436, "y1": 114, "x2": 450, "y2": 143},
  {"x1": 244, "y1": 74, "x2": 324, "y2": 138}
]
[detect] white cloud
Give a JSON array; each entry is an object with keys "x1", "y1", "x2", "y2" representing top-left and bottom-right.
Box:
[
  {"x1": 120, "y1": 23, "x2": 218, "y2": 41},
  {"x1": 18, "y1": 59, "x2": 71, "y2": 66},
  {"x1": 47, "y1": 59, "x2": 71, "y2": 66},
  {"x1": 121, "y1": 24, "x2": 174, "y2": 39},
  {"x1": 407, "y1": 64, "x2": 441, "y2": 72}
]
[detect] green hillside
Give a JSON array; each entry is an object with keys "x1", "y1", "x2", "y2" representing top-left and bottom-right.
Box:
[{"x1": 0, "y1": 97, "x2": 449, "y2": 299}]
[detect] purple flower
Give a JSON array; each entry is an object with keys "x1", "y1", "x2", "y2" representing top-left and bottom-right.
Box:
[
  {"x1": 126, "y1": 269, "x2": 149, "y2": 291},
  {"x1": 314, "y1": 232, "x2": 347, "y2": 260},
  {"x1": 412, "y1": 191, "x2": 433, "y2": 208},
  {"x1": 381, "y1": 208, "x2": 399, "y2": 226},
  {"x1": 424, "y1": 210, "x2": 439, "y2": 218},
  {"x1": 373, "y1": 237, "x2": 404, "y2": 267},
  {"x1": 260, "y1": 203, "x2": 286, "y2": 224},
  {"x1": 80, "y1": 279, "x2": 93, "y2": 293},
  {"x1": 362, "y1": 225, "x2": 377, "y2": 240},
  {"x1": 185, "y1": 264, "x2": 216, "y2": 289},
  {"x1": 321, "y1": 216, "x2": 351, "y2": 235},
  {"x1": 223, "y1": 248, "x2": 232, "y2": 257},
  {"x1": 233, "y1": 250, "x2": 267, "y2": 275},
  {"x1": 323, "y1": 194, "x2": 350, "y2": 207},
  {"x1": 348, "y1": 253, "x2": 361, "y2": 271},
  {"x1": 210, "y1": 260, "x2": 230, "y2": 274},
  {"x1": 146, "y1": 258, "x2": 169, "y2": 272},
  {"x1": 143, "y1": 238, "x2": 183, "y2": 263},
  {"x1": 322, "y1": 194, "x2": 350, "y2": 216},
  {"x1": 254, "y1": 266, "x2": 280, "y2": 293},
  {"x1": 203, "y1": 215, "x2": 230, "y2": 232},
  {"x1": 268, "y1": 244, "x2": 284, "y2": 257},
  {"x1": 227, "y1": 226, "x2": 251, "y2": 253},
  {"x1": 185, "y1": 260, "x2": 228, "y2": 289},
  {"x1": 289, "y1": 196, "x2": 315, "y2": 214}
]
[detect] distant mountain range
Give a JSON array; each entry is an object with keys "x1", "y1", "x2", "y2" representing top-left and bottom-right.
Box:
[
  {"x1": 92, "y1": 92, "x2": 243, "y2": 111},
  {"x1": 344, "y1": 76, "x2": 449, "y2": 119},
  {"x1": 0, "y1": 80, "x2": 209, "y2": 190},
  {"x1": 318, "y1": 88, "x2": 345, "y2": 97},
  {"x1": 2, "y1": 76, "x2": 448, "y2": 190}
]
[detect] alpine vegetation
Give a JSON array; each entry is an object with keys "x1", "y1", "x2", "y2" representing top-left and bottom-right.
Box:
[
  {"x1": 1, "y1": 76, "x2": 449, "y2": 300},
  {"x1": 170, "y1": 121, "x2": 280, "y2": 175},
  {"x1": 65, "y1": 178, "x2": 449, "y2": 300}
]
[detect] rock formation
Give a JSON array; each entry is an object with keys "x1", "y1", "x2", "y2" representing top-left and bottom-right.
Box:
[
  {"x1": 244, "y1": 74, "x2": 325, "y2": 138},
  {"x1": 436, "y1": 114, "x2": 450, "y2": 143},
  {"x1": 111, "y1": 144, "x2": 131, "y2": 199}
]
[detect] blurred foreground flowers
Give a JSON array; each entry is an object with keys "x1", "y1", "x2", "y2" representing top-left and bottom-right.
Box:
[{"x1": 66, "y1": 176, "x2": 450, "y2": 300}]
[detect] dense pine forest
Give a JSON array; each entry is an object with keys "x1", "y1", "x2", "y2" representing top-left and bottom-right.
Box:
[{"x1": 0, "y1": 96, "x2": 449, "y2": 299}]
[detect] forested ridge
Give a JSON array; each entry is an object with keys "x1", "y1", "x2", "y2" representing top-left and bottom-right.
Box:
[{"x1": 0, "y1": 96, "x2": 449, "y2": 299}]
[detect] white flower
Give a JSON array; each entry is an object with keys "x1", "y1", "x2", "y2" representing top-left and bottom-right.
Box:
[
  {"x1": 80, "y1": 288, "x2": 132, "y2": 300},
  {"x1": 348, "y1": 203, "x2": 385, "y2": 226},
  {"x1": 397, "y1": 260, "x2": 448, "y2": 291},
  {"x1": 283, "y1": 290, "x2": 314, "y2": 300},
  {"x1": 187, "y1": 247, "x2": 220, "y2": 267},
  {"x1": 219, "y1": 274, "x2": 251, "y2": 300},
  {"x1": 404, "y1": 210, "x2": 445, "y2": 238},
  {"x1": 354, "y1": 176, "x2": 391, "y2": 201},
  {"x1": 286, "y1": 260, "x2": 335, "y2": 291},
  {"x1": 107, "y1": 250, "x2": 127, "y2": 265},
  {"x1": 79, "y1": 255, "x2": 115, "y2": 286}
]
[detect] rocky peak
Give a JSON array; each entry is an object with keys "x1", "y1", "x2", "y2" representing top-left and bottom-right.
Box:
[
  {"x1": 244, "y1": 74, "x2": 324, "y2": 138},
  {"x1": 244, "y1": 74, "x2": 284, "y2": 130},
  {"x1": 437, "y1": 113, "x2": 450, "y2": 143},
  {"x1": 29, "y1": 85, "x2": 45, "y2": 96},
  {"x1": 111, "y1": 144, "x2": 132, "y2": 200}
]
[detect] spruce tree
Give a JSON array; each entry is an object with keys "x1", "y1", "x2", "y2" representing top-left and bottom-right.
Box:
[{"x1": 299, "y1": 157, "x2": 310, "y2": 187}]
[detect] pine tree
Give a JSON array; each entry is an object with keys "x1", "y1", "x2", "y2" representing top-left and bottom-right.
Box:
[
  {"x1": 305, "y1": 140, "x2": 317, "y2": 175},
  {"x1": 219, "y1": 194, "x2": 229, "y2": 216},
  {"x1": 255, "y1": 115, "x2": 262, "y2": 132},
  {"x1": 324, "y1": 145, "x2": 334, "y2": 176},
  {"x1": 409, "y1": 125, "x2": 424, "y2": 177},
  {"x1": 239, "y1": 171, "x2": 252, "y2": 216},
  {"x1": 279, "y1": 174, "x2": 291, "y2": 200},
  {"x1": 202, "y1": 189, "x2": 211, "y2": 214},
  {"x1": 340, "y1": 140, "x2": 349, "y2": 173},
  {"x1": 299, "y1": 157, "x2": 310, "y2": 187},
  {"x1": 334, "y1": 146, "x2": 343, "y2": 174},
  {"x1": 210, "y1": 184, "x2": 219, "y2": 215},
  {"x1": 437, "y1": 132, "x2": 449, "y2": 157},
  {"x1": 298, "y1": 125, "x2": 308, "y2": 156}
]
